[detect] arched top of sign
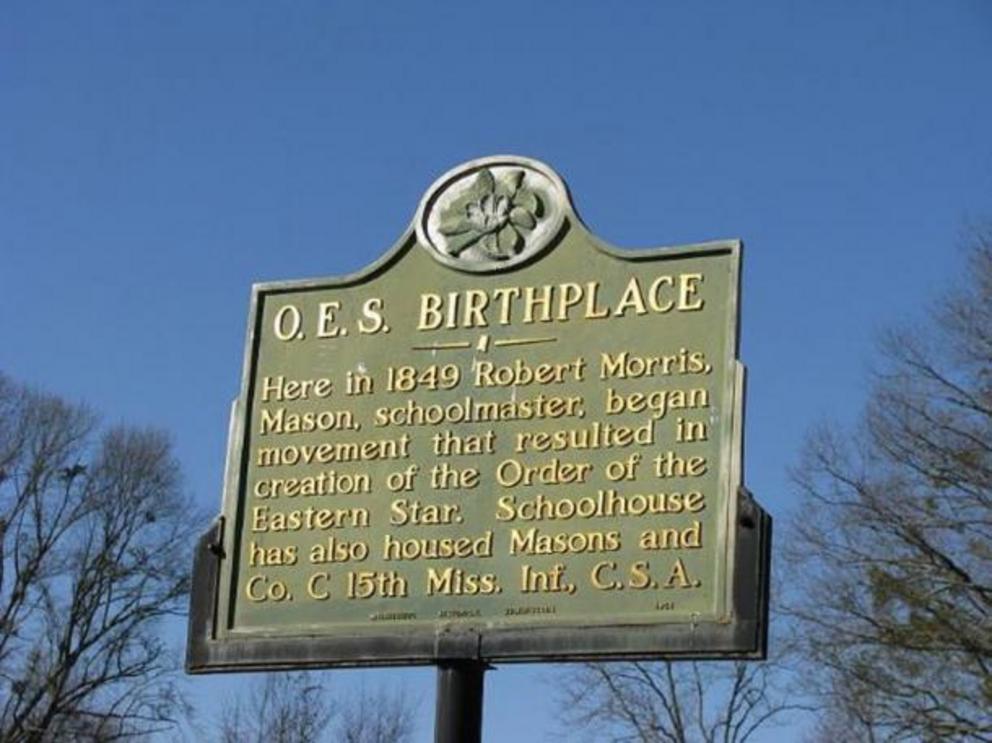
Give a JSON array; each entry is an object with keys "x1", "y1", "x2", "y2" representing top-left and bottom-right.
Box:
[{"x1": 415, "y1": 155, "x2": 570, "y2": 274}]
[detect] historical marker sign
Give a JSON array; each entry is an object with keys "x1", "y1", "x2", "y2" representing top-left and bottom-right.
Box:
[{"x1": 187, "y1": 156, "x2": 769, "y2": 672}]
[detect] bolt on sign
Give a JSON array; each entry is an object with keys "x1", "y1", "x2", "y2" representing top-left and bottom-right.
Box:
[{"x1": 186, "y1": 156, "x2": 770, "y2": 672}]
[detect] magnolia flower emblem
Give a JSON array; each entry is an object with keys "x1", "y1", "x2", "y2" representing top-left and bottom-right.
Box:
[{"x1": 437, "y1": 168, "x2": 543, "y2": 261}]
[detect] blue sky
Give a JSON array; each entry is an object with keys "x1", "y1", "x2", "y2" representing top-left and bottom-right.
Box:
[{"x1": 2, "y1": 2, "x2": 991, "y2": 740}]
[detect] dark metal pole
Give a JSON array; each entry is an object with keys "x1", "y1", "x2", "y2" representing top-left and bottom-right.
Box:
[{"x1": 434, "y1": 660, "x2": 486, "y2": 743}]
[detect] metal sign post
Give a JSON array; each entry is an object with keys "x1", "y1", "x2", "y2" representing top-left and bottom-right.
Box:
[
  {"x1": 435, "y1": 661, "x2": 486, "y2": 743},
  {"x1": 186, "y1": 156, "x2": 771, "y2": 742}
]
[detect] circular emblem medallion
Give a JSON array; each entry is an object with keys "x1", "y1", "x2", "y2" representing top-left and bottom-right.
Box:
[{"x1": 415, "y1": 155, "x2": 568, "y2": 273}]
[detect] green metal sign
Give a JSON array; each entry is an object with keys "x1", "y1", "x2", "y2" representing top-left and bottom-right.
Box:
[{"x1": 187, "y1": 156, "x2": 769, "y2": 672}]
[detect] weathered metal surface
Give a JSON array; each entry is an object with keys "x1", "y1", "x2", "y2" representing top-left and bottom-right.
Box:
[{"x1": 186, "y1": 155, "x2": 770, "y2": 673}]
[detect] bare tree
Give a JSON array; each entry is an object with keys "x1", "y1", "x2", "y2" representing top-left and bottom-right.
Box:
[
  {"x1": 334, "y1": 684, "x2": 417, "y2": 743},
  {"x1": 786, "y1": 228, "x2": 992, "y2": 741},
  {"x1": 556, "y1": 658, "x2": 800, "y2": 743},
  {"x1": 218, "y1": 672, "x2": 333, "y2": 743},
  {"x1": 215, "y1": 672, "x2": 416, "y2": 743},
  {"x1": 0, "y1": 373, "x2": 198, "y2": 741}
]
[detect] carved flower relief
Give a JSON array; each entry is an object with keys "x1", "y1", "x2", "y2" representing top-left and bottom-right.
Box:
[{"x1": 437, "y1": 168, "x2": 543, "y2": 261}]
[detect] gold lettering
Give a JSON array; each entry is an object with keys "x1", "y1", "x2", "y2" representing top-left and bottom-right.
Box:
[
  {"x1": 445, "y1": 291, "x2": 459, "y2": 329},
  {"x1": 556, "y1": 282, "x2": 584, "y2": 320},
  {"x1": 495, "y1": 457, "x2": 593, "y2": 488},
  {"x1": 272, "y1": 305, "x2": 302, "y2": 341},
  {"x1": 260, "y1": 376, "x2": 333, "y2": 402},
  {"x1": 389, "y1": 499, "x2": 461, "y2": 526},
  {"x1": 639, "y1": 520, "x2": 703, "y2": 550},
  {"x1": 307, "y1": 572, "x2": 331, "y2": 600},
  {"x1": 317, "y1": 301, "x2": 343, "y2": 337},
  {"x1": 463, "y1": 289, "x2": 489, "y2": 327},
  {"x1": 590, "y1": 561, "x2": 620, "y2": 589},
  {"x1": 418, "y1": 293, "x2": 443, "y2": 330},
  {"x1": 648, "y1": 276, "x2": 675, "y2": 311},
  {"x1": 251, "y1": 505, "x2": 370, "y2": 533},
  {"x1": 248, "y1": 541, "x2": 297, "y2": 566},
  {"x1": 678, "y1": 273, "x2": 704, "y2": 310},
  {"x1": 523, "y1": 285, "x2": 553, "y2": 323},
  {"x1": 426, "y1": 567, "x2": 499, "y2": 596},
  {"x1": 628, "y1": 561, "x2": 651, "y2": 589},
  {"x1": 613, "y1": 277, "x2": 648, "y2": 317},
  {"x1": 495, "y1": 489, "x2": 706, "y2": 522},
  {"x1": 520, "y1": 563, "x2": 572, "y2": 593},
  {"x1": 509, "y1": 527, "x2": 621, "y2": 555},
  {"x1": 492, "y1": 287, "x2": 521, "y2": 324},
  {"x1": 662, "y1": 557, "x2": 698, "y2": 588},
  {"x1": 605, "y1": 386, "x2": 709, "y2": 420},
  {"x1": 358, "y1": 297, "x2": 387, "y2": 334},
  {"x1": 255, "y1": 434, "x2": 411, "y2": 468},
  {"x1": 259, "y1": 407, "x2": 355, "y2": 435},
  {"x1": 584, "y1": 281, "x2": 610, "y2": 319},
  {"x1": 382, "y1": 531, "x2": 493, "y2": 561}
]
